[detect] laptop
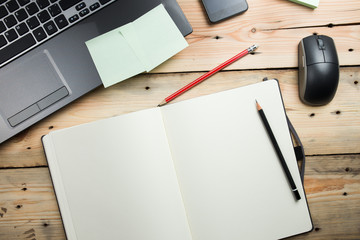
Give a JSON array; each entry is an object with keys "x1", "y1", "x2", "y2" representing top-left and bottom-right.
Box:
[{"x1": 0, "y1": 0, "x2": 192, "y2": 144}]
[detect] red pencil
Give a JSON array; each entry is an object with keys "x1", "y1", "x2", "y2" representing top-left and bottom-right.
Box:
[{"x1": 157, "y1": 44, "x2": 259, "y2": 107}]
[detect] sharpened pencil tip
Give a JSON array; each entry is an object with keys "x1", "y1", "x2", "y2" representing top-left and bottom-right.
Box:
[
  {"x1": 157, "y1": 100, "x2": 167, "y2": 107},
  {"x1": 255, "y1": 99, "x2": 262, "y2": 111}
]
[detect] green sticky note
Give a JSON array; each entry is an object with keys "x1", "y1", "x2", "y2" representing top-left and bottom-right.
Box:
[
  {"x1": 85, "y1": 4, "x2": 188, "y2": 88},
  {"x1": 85, "y1": 28, "x2": 144, "y2": 88},
  {"x1": 121, "y1": 4, "x2": 189, "y2": 72},
  {"x1": 119, "y1": 23, "x2": 149, "y2": 71},
  {"x1": 288, "y1": 0, "x2": 319, "y2": 9}
]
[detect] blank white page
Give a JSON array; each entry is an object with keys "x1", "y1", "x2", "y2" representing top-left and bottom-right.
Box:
[
  {"x1": 43, "y1": 108, "x2": 192, "y2": 240},
  {"x1": 161, "y1": 80, "x2": 312, "y2": 240}
]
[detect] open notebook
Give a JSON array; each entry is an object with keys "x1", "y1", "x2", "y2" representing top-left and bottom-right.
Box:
[{"x1": 42, "y1": 80, "x2": 313, "y2": 240}]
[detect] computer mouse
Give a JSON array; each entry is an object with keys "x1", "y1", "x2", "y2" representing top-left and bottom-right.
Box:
[{"x1": 298, "y1": 35, "x2": 339, "y2": 106}]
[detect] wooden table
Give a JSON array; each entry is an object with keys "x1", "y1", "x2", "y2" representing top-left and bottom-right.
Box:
[{"x1": 0, "y1": 0, "x2": 359, "y2": 239}]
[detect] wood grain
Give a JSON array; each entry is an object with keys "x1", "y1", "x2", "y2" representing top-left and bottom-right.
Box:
[
  {"x1": 0, "y1": 155, "x2": 358, "y2": 240},
  {"x1": 178, "y1": 0, "x2": 360, "y2": 30},
  {"x1": 292, "y1": 154, "x2": 360, "y2": 240},
  {"x1": 0, "y1": 67, "x2": 358, "y2": 168},
  {"x1": 153, "y1": 0, "x2": 360, "y2": 72},
  {"x1": 0, "y1": 0, "x2": 359, "y2": 239},
  {"x1": 0, "y1": 168, "x2": 66, "y2": 240}
]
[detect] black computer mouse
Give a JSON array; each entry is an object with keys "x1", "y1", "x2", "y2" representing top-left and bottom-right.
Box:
[{"x1": 298, "y1": 35, "x2": 339, "y2": 106}]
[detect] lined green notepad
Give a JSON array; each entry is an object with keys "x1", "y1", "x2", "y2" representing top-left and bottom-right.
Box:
[
  {"x1": 86, "y1": 4, "x2": 188, "y2": 88},
  {"x1": 288, "y1": 0, "x2": 319, "y2": 9}
]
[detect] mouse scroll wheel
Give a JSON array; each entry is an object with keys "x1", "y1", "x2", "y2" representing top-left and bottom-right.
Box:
[{"x1": 317, "y1": 38, "x2": 326, "y2": 50}]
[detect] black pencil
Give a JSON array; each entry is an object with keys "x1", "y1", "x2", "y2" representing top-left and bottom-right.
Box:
[{"x1": 256, "y1": 100, "x2": 301, "y2": 201}]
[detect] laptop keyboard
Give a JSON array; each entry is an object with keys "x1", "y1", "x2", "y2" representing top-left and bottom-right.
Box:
[{"x1": 0, "y1": 0, "x2": 114, "y2": 67}]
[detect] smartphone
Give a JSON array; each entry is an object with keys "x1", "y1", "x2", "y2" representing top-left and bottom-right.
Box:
[{"x1": 201, "y1": 0, "x2": 248, "y2": 23}]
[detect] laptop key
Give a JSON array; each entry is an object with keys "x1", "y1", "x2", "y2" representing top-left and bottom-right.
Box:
[
  {"x1": 43, "y1": 20, "x2": 57, "y2": 35},
  {"x1": 54, "y1": 14, "x2": 68, "y2": 29},
  {"x1": 0, "y1": 35, "x2": 6, "y2": 48},
  {"x1": 89, "y1": 2, "x2": 99, "y2": 11},
  {"x1": 0, "y1": 21, "x2": 5, "y2": 33},
  {"x1": 4, "y1": 15, "x2": 17, "y2": 28},
  {"x1": 75, "y1": 2, "x2": 85, "y2": 11},
  {"x1": 0, "y1": 6, "x2": 8, "y2": 18},
  {"x1": 48, "y1": 4, "x2": 61, "y2": 17},
  {"x1": 26, "y1": 16, "x2": 40, "y2": 29},
  {"x1": 33, "y1": 26, "x2": 46, "y2": 41},
  {"x1": 25, "y1": 2, "x2": 39, "y2": 15},
  {"x1": 0, "y1": 33, "x2": 36, "y2": 65},
  {"x1": 5, "y1": 28, "x2": 18, "y2": 41},
  {"x1": 15, "y1": 22, "x2": 29, "y2": 35},
  {"x1": 6, "y1": 0, "x2": 20, "y2": 12},
  {"x1": 37, "y1": 0, "x2": 50, "y2": 9},
  {"x1": 59, "y1": 0, "x2": 81, "y2": 11},
  {"x1": 68, "y1": 14, "x2": 78, "y2": 23},
  {"x1": 79, "y1": 8, "x2": 88, "y2": 17},
  {"x1": 14, "y1": 8, "x2": 28, "y2": 22},
  {"x1": 37, "y1": 9, "x2": 50, "y2": 22},
  {"x1": 17, "y1": 0, "x2": 30, "y2": 6},
  {"x1": 99, "y1": 0, "x2": 111, "y2": 5}
]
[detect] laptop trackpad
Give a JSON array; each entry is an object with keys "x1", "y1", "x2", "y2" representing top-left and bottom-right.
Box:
[{"x1": 0, "y1": 50, "x2": 69, "y2": 127}]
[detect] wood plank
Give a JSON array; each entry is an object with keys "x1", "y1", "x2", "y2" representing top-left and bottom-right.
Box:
[
  {"x1": 0, "y1": 155, "x2": 359, "y2": 239},
  {"x1": 153, "y1": 1, "x2": 360, "y2": 72},
  {"x1": 0, "y1": 168, "x2": 66, "y2": 240},
  {"x1": 0, "y1": 1, "x2": 358, "y2": 239},
  {"x1": 178, "y1": 0, "x2": 360, "y2": 30},
  {"x1": 163, "y1": 26, "x2": 360, "y2": 72},
  {"x1": 292, "y1": 154, "x2": 360, "y2": 239},
  {"x1": 0, "y1": 67, "x2": 359, "y2": 168}
]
